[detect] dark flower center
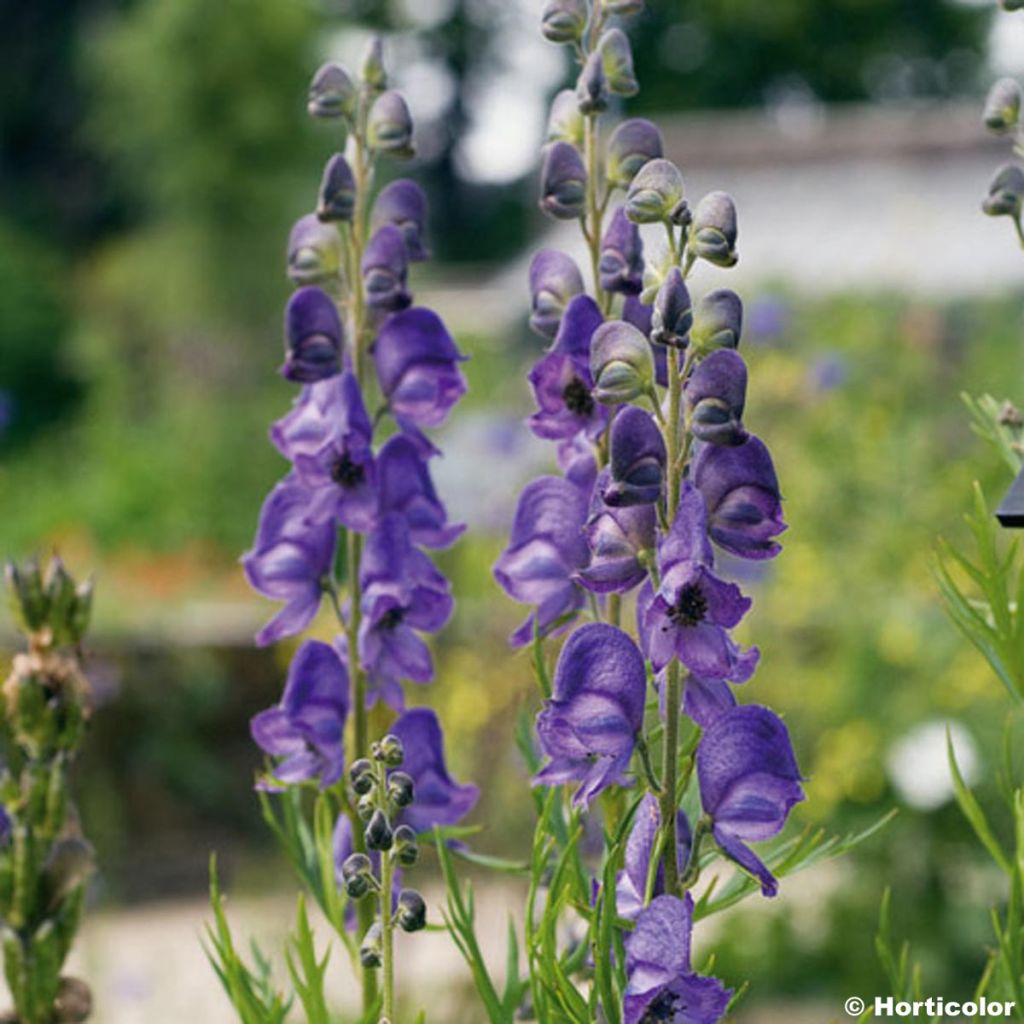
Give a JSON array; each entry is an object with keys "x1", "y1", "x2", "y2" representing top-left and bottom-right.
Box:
[
  {"x1": 641, "y1": 991, "x2": 680, "y2": 1023},
  {"x1": 379, "y1": 607, "x2": 405, "y2": 630},
  {"x1": 332, "y1": 452, "x2": 365, "y2": 488},
  {"x1": 563, "y1": 376, "x2": 595, "y2": 417},
  {"x1": 668, "y1": 583, "x2": 708, "y2": 628}
]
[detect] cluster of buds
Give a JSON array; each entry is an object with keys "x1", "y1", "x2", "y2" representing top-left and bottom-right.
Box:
[
  {"x1": 981, "y1": 67, "x2": 1024, "y2": 243},
  {"x1": 0, "y1": 559, "x2": 96, "y2": 1022}
]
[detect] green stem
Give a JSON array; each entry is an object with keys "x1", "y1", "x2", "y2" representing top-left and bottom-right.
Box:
[
  {"x1": 679, "y1": 816, "x2": 711, "y2": 890},
  {"x1": 583, "y1": 111, "x2": 605, "y2": 305},
  {"x1": 608, "y1": 592, "x2": 621, "y2": 627}
]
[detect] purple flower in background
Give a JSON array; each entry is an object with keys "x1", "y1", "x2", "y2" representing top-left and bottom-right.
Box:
[
  {"x1": 697, "y1": 704, "x2": 804, "y2": 897},
  {"x1": 493, "y1": 476, "x2": 589, "y2": 647},
  {"x1": 529, "y1": 249, "x2": 586, "y2": 339},
  {"x1": 623, "y1": 895, "x2": 732, "y2": 1024},
  {"x1": 605, "y1": 405, "x2": 666, "y2": 506},
  {"x1": 391, "y1": 708, "x2": 479, "y2": 832},
  {"x1": 377, "y1": 434, "x2": 465, "y2": 549},
  {"x1": 371, "y1": 179, "x2": 430, "y2": 261},
  {"x1": 599, "y1": 207, "x2": 644, "y2": 295},
  {"x1": 250, "y1": 639, "x2": 349, "y2": 788},
  {"x1": 557, "y1": 433, "x2": 599, "y2": 492},
  {"x1": 362, "y1": 224, "x2": 412, "y2": 311},
  {"x1": 529, "y1": 295, "x2": 607, "y2": 441},
  {"x1": 693, "y1": 434, "x2": 786, "y2": 560},
  {"x1": 685, "y1": 350, "x2": 748, "y2": 447},
  {"x1": 374, "y1": 308, "x2": 468, "y2": 429},
  {"x1": 243, "y1": 474, "x2": 336, "y2": 646},
  {"x1": 637, "y1": 483, "x2": 758, "y2": 681},
  {"x1": 281, "y1": 286, "x2": 344, "y2": 383},
  {"x1": 358, "y1": 514, "x2": 454, "y2": 708},
  {"x1": 288, "y1": 372, "x2": 378, "y2": 532},
  {"x1": 578, "y1": 469, "x2": 655, "y2": 594},
  {"x1": 616, "y1": 793, "x2": 691, "y2": 920},
  {"x1": 534, "y1": 623, "x2": 646, "y2": 807}
]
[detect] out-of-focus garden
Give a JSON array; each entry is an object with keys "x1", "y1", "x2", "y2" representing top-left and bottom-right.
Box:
[{"x1": 3, "y1": 0, "x2": 1024, "y2": 1018}]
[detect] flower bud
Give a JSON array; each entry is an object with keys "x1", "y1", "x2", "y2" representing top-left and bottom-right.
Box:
[
  {"x1": 54, "y1": 977, "x2": 92, "y2": 1024},
  {"x1": 599, "y1": 208, "x2": 644, "y2": 295},
  {"x1": 546, "y1": 89, "x2": 585, "y2": 147},
  {"x1": 374, "y1": 733, "x2": 405, "y2": 766},
  {"x1": 689, "y1": 191, "x2": 738, "y2": 267},
  {"x1": 984, "y1": 78, "x2": 1022, "y2": 134},
  {"x1": 287, "y1": 214, "x2": 342, "y2": 287},
  {"x1": 598, "y1": 29, "x2": 639, "y2": 97},
  {"x1": 371, "y1": 180, "x2": 430, "y2": 262},
  {"x1": 356, "y1": 793, "x2": 376, "y2": 821},
  {"x1": 541, "y1": 0, "x2": 587, "y2": 43},
  {"x1": 361, "y1": 36, "x2": 387, "y2": 94},
  {"x1": 540, "y1": 142, "x2": 587, "y2": 220},
  {"x1": 625, "y1": 159, "x2": 686, "y2": 224},
  {"x1": 606, "y1": 119, "x2": 663, "y2": 190},
  {"x1": 605, "y1": 406, "x2": 666, "y2": 506},
  {"x1": 368, "y1": 91, "x2": 415, "y2": 159},
  {"x1": 350, "y1": 757, "x2": 375, "y2": 795},
  {"x1": 281, "y1": 286, "x2": 343, "y2": 383},
  {"x1": 650, "y1": 268, "x2": 692, "y2": 348},
  {"x1": 393, "y1": 824, "x2": 419, "y2": 867},
  {"x1": 307, "y1": 63, "x2": 357, "y2": 120},
  {"x1": 529, "y1": 249, "x2": 585, "y2": 338},
  {"x1": 362, "y1": 225, "x2": 411, "y2": 311},
  {"x1": 359, "y1": 922, "x2": 383, "y2": 968},
  {"x1": 6, "y1": 558, "x2": 50, "y2": 633},
  {"x1": 341, "y1": 852, "x2": 374, "y2": 899},
  {"x1": 590, "y1": 321, "x2": 655, "y2": 404},
  {"x1": 691, "y1": 289, "x2": 743, "y2": 353},
  {"x1": 983, "y1": 163, "x2": 1024, "y2": 218},
  {"x1": 365, "y1": 809, "x2": 394, "y2": 851},
  {"x1": 396, "y1": 889, "x2": 427, "y2": 933},
  {"x1": 685, "y1": 349, "x2": 748, "y2": 446},
  {"x1": 387, "y1": 770, "x2": 415, "y2": 808},
  {"x1": 316, "y1": 154, "x2": 356, "y2": 223},
  {"x1": 576, "y1": 51, "x2": 609, "y2": 115}
]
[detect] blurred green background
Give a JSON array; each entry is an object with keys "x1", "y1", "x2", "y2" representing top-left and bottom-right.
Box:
[{"x1": 2, "y1": 0, "x2": 1023, "y2": 1018}]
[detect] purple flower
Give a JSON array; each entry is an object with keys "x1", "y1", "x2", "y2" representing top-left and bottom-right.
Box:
[
  {"x1": 250, "y1": 639, "x2": 349, "y2": 788},
  {"x1": 697, "y1": 704, "x2": 805, "y2": 897},
  {"x1": 281, "y1": 286, "x2": 344, "y2": 383},
  {"x1": 692, "y1": 434, "x2": 786, "y2": 560},
  {"x1": 534, "y1": 623, "x2": 646, "y2": 807},
  {"x1": 243, "y1": 474, "x2": 336, "y2": 646},
  {"x1": 683, "y1": 676, "x2": 738, "y2": 728},
  {"x1": 623, "y1": 295, "x2": 667, "y2": 388},
  {"x1": 371, "y1": 179, "x2": 430, "y2": 261},
  {"x1": 637, "y1": 483, "x2": 758, "y2": 681},
  {"x1": 317, "y1": 153, "x2": 356, "y2": 223},
  {"x1": 529, "y1": 249, "x2": 585, "y2": 339},
  {"x1": 362, "y1": 224, "x2": 412, "y2": 312},
  {"x1": 287, "y1": 215, "x2": 342, "y2": 288},
  {"x1": 391, "y1": 708, "x2": 479, "y2": 832},
  {"x1": 539, "y1": 141, "x2": 587, "y2": 220},
  {"x1": 528, "y1": 295, "x2": 607, "y2": 441},
  {"x1": 578, "y1": 469, "x2": 655, "y2": 594},
  {"x1": 623, "y1": 895, "x2": 732, "y2": 1024},
  {"x1": 606, "y1": 118, "x2": 664, "y2": 189},
  {"x1": 605, "y1": 405, "x2": 666, "y2": 506},
  {"x1": 685, "y1": 350, "x2": 747, "y2": 447},
  {"x1": 615, "y1": 794, "x2": 691, "y2": 920},
  {"x1": 358, "y1": 514, "x2": 454, "y2": 708},
  {"x1": 493, "y1": 476, "x2": 589, "y2": 647},
  {"x1": 556, "y1": 433, "x2": 599, "y2": 492},
  {"x1": 287, "y1": 372, "x2": 378, "y2": 532},
  {"x1": 599, "y1": 207, "x2": 644, "y2": 295},
  {"x1": 377, "y1": 434, "x2": 465, "y2": 549},
  {"x1": 374, "y1": 308, "x2": 468, "y2": 429}
]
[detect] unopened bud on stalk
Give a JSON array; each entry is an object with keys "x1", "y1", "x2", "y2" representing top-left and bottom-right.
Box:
[
  {"x1": 691, "y1": 289, "x2": 744, "y2": 353},
  {"x1": 316, "y1": 154, "x2": 356, "y2": 223},
  {"x1": 365, "y1": 809, "x2": 394, "y2": 851},
  {"x1": 685, "y1": 349, "x2": 748, "y2": 446},
  {"x1": 350, "y1": 758, "x2": 375, "y2": 795},
  {"x1": 356, "y1": 793, "x2": 376, "y2": 821},
  {"x1": 599, "y1": 208, "x2": 644, "y2": 295},
  {"x1": 984, "y1": 78, "x2": 1022, "y2": 134},
  {"x1": 371, "y1": 180, "x2": 430, "y2": 262},
  {"x1": 387, "y1": 771, "x2": 415, "y2": 808},
  {"x1": 541, "y1": 0, "x2": 587, "y2": 43},
  {"x1": 361, "y1": 36, "x2": 387, "y2": 94},
  {"x1": 546, "y1": 89, "x2": 585, "y2": 147},
  {"x1": 540, "y1": 142, "x2": 587, "y2": 220},
  {"x1": 625, "y1": 159, "x2": 686, "y2": 225},
  {"x1": 576, "y1": 51, "x2": 609, "y2": 115},
  {"x1": 396, "y1": 889, "x2": 427, "y2": 933},
  {"x1": 359, "y1": 922, "x2": 383, "y2": 968},
  {"x1": 281, "y1": 286, "x2": 343, "y2": 384},
  {"x1": 590, "y1": 321, "x2": 655, "y2": 404},
  {"x1": 307, "y1": 63, "x2": 357, "y2": 120},
  {"x1": 598, "y1": 29, "x2": 639, "y2": 97},
  {"x1": 287, "y1": 214, "x2": 342, "y2": 288},
  {"x1": 374, "y1": 734, "x2": 405, "y2": 767},
  {"x1": 341, "y1": 853, "x2": 374, "y2": 899},
  {"x1": 690, "y1": 191, "x2": 738, "y2": 267},
  {"x1": 362, "y1": 226, "x2": 411, "y2": 312},
  {"x1": 606, "y1": 119, "x2": 663, "y2": 190},
  {"x1": 393, "y1": 824, "x2": 419, "y2": 867},
  {"x1": 650, "y1": 268, "x2": 692, "y2": 348},
  {"x1": 983, "y1": 163, "x2": 1024, "y2": 218},
  {"x1": 368, "y1": 91, "x2": 415, "y2": 159}
]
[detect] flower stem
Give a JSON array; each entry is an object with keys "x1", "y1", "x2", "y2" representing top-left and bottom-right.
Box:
[
  {"x1": 583, "y1": 111, "x2": 605, "y2": 306},
  {"x1": 377, "y1": 762, "x2": 396, "y2": 1023}
]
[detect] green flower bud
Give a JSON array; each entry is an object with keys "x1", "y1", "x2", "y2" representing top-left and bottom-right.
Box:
[
  {"x1": 356, "y1": 793, "x2": 376, "y2": 821},
  {"x1": 606, "y1": 119, "x2": 663, "y2": 190},
  {"x1": 365, "y1": 809, "x2": 394, "y2": 852},
  {"x1": 983, "y1": 163, "x2": 1024, "y2": 218},
  {"x1": 691, "y1": 289, "x2": 743, "y2": 353},
  {"x1": 590, "y1": 321, "x2": 655, "y2": 404},
  {"x1": 984, "y1": 78, "x2": 1022, "y2": 134},
  {"x1": 625, "y1": 159, "x2": 686, "y2": 224},
  {"x1": 576, "y1": 51, "x2": 609, "y2": 115},
  {"x1": 359, "y1": 922, "x2": 383, "y2": 968},
  {"x1": 6, "y1": 558, "x2": 50, "y2": 633},
  {"x1": 598, "y1": 29, "x2": 639, "y2": 97},
  {"x1": 368, "y1": 91, "x2": 415, "y2": 159},
  {"x1": 287, "y1": 214, "x2": 342, "y2": 287},
  {"x1": 374, "y1": 734, "x2": 405, "y2": 767},
  {"x1": 393, "y1": 824, "x2": 419, "y2": 867},
  {"x1": 396, "y1": 889, "x2": 427, "y2": 933},
  {"x1": 689, "y1": 190, "x2": 738, "y2": 267},
  {"x1": 361, "y1": 36, "x2": 388, "y2": 94},
  {"x1": 541, "y1": 0, "x2": 587, "y2": 43},
  {"x1": 546, "y1": 89, "x2": 584, "y2": 147},
  {"x1": 54, "y1": 976, "x2": 92, "y2": 1024},
  {"x1": 307, "y1": 63, "x2": 357, "y2": 120},
  {"x1": 387, "y1": 770, "x2": 415, "y2": 808}
]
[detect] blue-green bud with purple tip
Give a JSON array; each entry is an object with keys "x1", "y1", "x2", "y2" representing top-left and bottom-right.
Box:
[
  {"x1": 547, "y1": 89, "x2": 585, "y2": 147},
  {"x1": 287, "y1": 214, "x2": 342, "y2": 287},
  {"x1": 625, "y1": 159, "x2": 686, "y2": 225},
  {"x1": 690, "y1": 190, "x2": 738, "y2": 267},
  {"x1": 598, "y1": 29, "x2": 639, "y2": 97},
  {"x1": 691, "y1": 289, "x2": 743, "y2": 353},
  {"x1": 540, "y1": 142, "x2": 587, "y2": 220},
  {"x1": 368, "y1": 91, "x2": 415, "y2": 159},
  {"x1": 607, "y1": 119, "x2": 663, "y2": 190},
  {"x1": 984, "y1": 78, "x2": 1022, "y2": 134},
  {"x1": 307, "y1": 63, "x2": 357, "y2": 120},
  {"x1": 983, "y1": 163, "x2": 1024, "y2": 218},
  {"x1": 542, "y1": 0, "x2": 587, "y2": 43},
  {"x1": 590, "y1": 320, "x2": 655, "y2": 404}
]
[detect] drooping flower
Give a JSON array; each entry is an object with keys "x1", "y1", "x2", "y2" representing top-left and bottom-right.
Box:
[
  {"x1": 374, "y1": 308, "x2": 468, "y2": 430},
  {"x1": 362, "y1": 224, "x2": 412, "y2": 311},
  {"x1": 528, "y1": 295, "x2": 607, "y2": 441},
  {"x1": 692, "y1": 434, "x2": 785, "y2": 560},
  {"x1": 534, "y1": 623, "x2": 646, "y2": 807},
  {"x1": 540, "y1": 142, "x2": 587, "y2": 220},
  {"x1": 286, "y1": 215, "x2": 342, "y2": 288},
  {"x1": 358, "y1": 514, "x2": 454, "y2": 708},
  {"x1": 605, "y1": 405, "x2": 666, "y2": 506},
  {"x1": 529, "y1": 249, "x2": 586, "y2": 339},
  {"x1": 391, "y1": 708, "x2": 479, "y2": 832},
  {"x1": 578, "y1": 469, "x2": 656, "y2": 594},
  {"x1": 281, "y1": 286, "x2": 344, "y2": 383},
  {"x1": 250, "y1": 639, "x2": 349, "y2": 788},
  {"x1": 696, "y1": 704, "x2": 805, "y2": 896},
  {"x1": 371, "y1": 179, "x2": 430, "y2": 261},
  {"x1": 623, "y1": 895, "x2": 732, "y2": 1024},
  {"x1": 599, "y1": 208, "x2": 644, "y2": 295},
  {"x1": 637, "y1": 483, "x2": 758, "y2": 680},
  {"x1": 983, "y1": 163, "x2": 1024, "y2": 219},
  {"x1": 685, "y1": 350, "x2": 747, "y2": 447},
  {"x1": 243, "y1": 474, "x2": 336, "y2": 647},
  {"x1": 494, "y1": 476, "x2": 590, "y2": 647},
  {"x1": 376, "y1": 434, "x2": 464, "y2": 549},
  {"x1": 615, "y1": 793, "x2": 691, "y2": 920}
]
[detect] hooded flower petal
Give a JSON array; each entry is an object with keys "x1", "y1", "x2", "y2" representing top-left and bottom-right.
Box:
[
  {"x1": 371, "y1": 179, "x2": 430, "y2": 261},
  {"x1": 281, "y1": 286, "x2": 344, "y2": 383},
  {"x1": 362, "y1": 224, "x2": 412, "y2": 311},
  {"x1": 607, "y1": 118, "x2": 663, "y2": 189},
  {"x1": 599, "y1": 207, "x2": 644, "y2": 295},
  {"x1": 578, "y1": 469, "x2": 655, "y2": 594},
  {"x1": 605, "y1": 405, "x2": 666, "y2": 506},
  {"x1": 529, "y1": 249, "x2": 586, "y2": 338},
  {"x1": 685, "y1": 350, "x2": 747, "y2": 447},
  {"x1": 287, "y1": 216, "x2": 342, "y2": 288},
  {"x1": 540, "y1": 141, "x2": 587, "y2": 220}
]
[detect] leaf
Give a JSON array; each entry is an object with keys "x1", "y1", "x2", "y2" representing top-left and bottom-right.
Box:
[
  {"x1": 947, "y1": 731, "x2": 1011, "y2": 875},
  {"x1": 285, "y1": 895, "x2": 330, "y2": 1024}
]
